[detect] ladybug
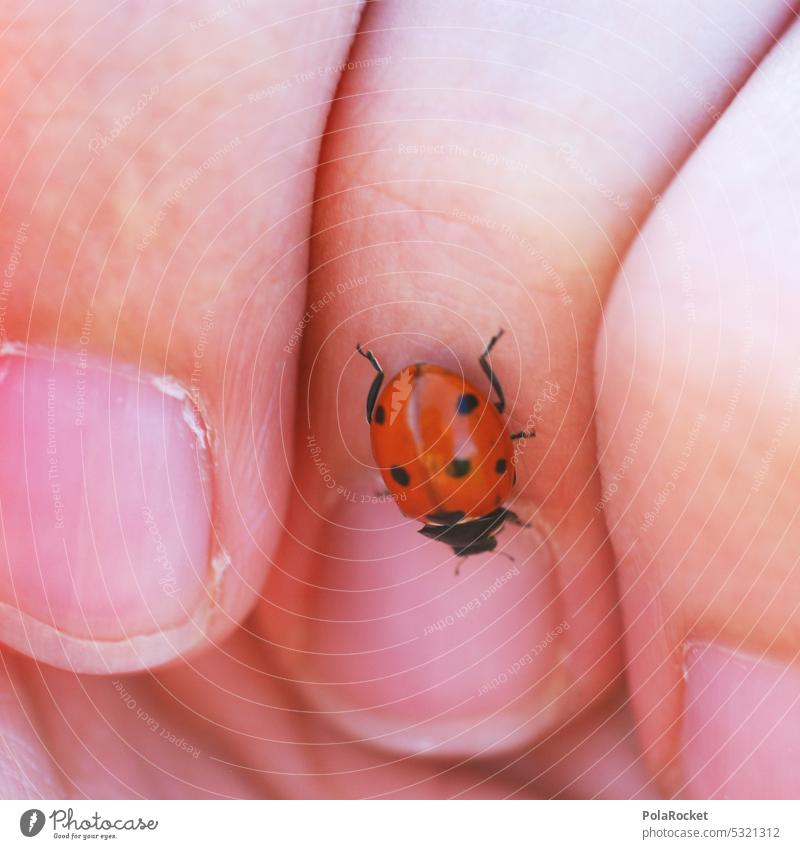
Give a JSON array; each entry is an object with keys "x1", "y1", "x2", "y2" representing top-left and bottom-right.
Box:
[{"x1": 356, "y1": 330, "x2": 534, "y2": 560}]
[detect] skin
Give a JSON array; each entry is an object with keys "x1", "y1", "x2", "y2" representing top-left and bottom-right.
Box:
[{"x1": 0, "y1": 0, "x2": 798, "y2": 799}]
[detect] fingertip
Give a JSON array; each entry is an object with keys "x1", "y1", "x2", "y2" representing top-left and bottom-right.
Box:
[
  {"x1": 681, "y1": 643, "x2": 800, "y2": 799},
  {"x1": 261, "y1": 481, "x2": 586, "y2": 758},
  {"x1": 0, "y1": 345, "x2": 260, "y2": 674}
]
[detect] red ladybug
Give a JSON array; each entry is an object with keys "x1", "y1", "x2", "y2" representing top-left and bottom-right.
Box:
[{"x1": 356, "y1": 330, "x2": 534, "y2": 559}]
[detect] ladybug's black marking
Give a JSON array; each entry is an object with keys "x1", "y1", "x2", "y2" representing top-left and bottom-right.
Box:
[
  {"x1": 447, "y1": 458, "x2": 471, "y2": 477},
  {"x1": 374, "y1": 404, "x2": 385, "y2": 424},
  {"x1": 390, "y1": 466, "x2": 410, "y2": 486},
  {"x1": 427, "y1": 510, "x2": 466, "y2": 525},
  {"x1": 513, "y1": 468, "x2": 517, "y2": 485},
  {"x1": 495, "y1": 458, "x2": 507, "y2": 474},
  {"x1": 456, "y1": 393, "x2": 479, "y2": 415}
]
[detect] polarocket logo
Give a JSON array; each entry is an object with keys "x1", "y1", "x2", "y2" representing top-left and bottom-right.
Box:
[{"x1": 19, "y1": 810, "x2": 45, "y2": 837}]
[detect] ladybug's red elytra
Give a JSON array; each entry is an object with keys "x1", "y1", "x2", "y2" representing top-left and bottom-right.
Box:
[{"x1": 356, "y1": 330, "x2": 534, "y2": 560}]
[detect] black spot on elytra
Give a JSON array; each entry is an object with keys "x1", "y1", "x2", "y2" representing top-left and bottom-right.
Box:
[
  {"x1": 447, "y1": 458, "x2": 471, "y2": 478},
  {"x1": 374, "y1": 404, "x2": 385, "y2": 424},
  {"x1": 495, "y1": 458, "x2": 507, "y2": 474},
  {"x1": 390, "y1": 466, "x2": 410, "y2": 486},
  {"x1": 513, "y1": 468, "x2": 517, "y2": 485},
  {"x1": 456, "y1": 393, "x2": 479, "y2": 415}
]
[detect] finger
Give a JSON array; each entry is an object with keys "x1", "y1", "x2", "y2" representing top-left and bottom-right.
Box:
[
  {"x1": 10, "y1": 640, "x2": 539, "y2": 799},
  {"x1": 0, "y1": 653, "x2": 66, "y2": 796},
  {"x1": 260, "y1": 0, "x2": 794, "y2": 758},
  {"x1": 596, "y1": 18, "x2": 800, "y2": 798},
  {"x1": 0, "y1": 0, "x2": 361, "y2": 673},
  {"x1": 502, "y1": 700, "x2": 659, "y2": 799}
]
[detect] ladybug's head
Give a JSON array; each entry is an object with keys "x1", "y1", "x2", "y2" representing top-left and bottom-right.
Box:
[{"x1": 418, "y1": 509, "x2": 509, "y2": 558}]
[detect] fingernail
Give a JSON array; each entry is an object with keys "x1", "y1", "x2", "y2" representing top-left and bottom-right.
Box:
[
  {"x1": 266, "y1": 493, "x2": 570, "y2": 758},
  {"x1": 681, "y1": 642, "x2": 800, "y2": 798},
  {"x1": 0, "y1": 345, "x2": 212, "y2": 668}
]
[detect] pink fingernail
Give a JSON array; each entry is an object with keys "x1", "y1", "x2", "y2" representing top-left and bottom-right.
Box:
[
  {"x1": 681, "y1": 642, "x2": 800, "y2": 798},
  {"x1": 0, "y1": 345, "x2": 212, "y2": 648}
]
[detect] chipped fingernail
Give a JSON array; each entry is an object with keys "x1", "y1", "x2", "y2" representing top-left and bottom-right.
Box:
[{"x1": 0, "y1": 345, "x2": 212, "y2": 660}]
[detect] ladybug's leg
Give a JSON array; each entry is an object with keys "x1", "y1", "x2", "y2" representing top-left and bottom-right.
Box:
[
  {"x1": 479, "y1": 328, "x2": 506, "y2": 415},
  {"x1": 511, "y1": 430, "x2": 536, "y2": 439},
  {"x1": 356, "y1": 343, "x2": 384, "y2": 423}
]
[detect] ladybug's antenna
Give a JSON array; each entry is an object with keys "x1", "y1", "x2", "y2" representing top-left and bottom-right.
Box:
[
  {"x1": 479, "y1": 329, "x2": 507, "y2": 415},
  {"x1": 355, "y1": 343, "x2": 385, "y2": 423}
]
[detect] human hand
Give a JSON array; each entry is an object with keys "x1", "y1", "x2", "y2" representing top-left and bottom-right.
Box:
[{"x1": 1, "y1": 0, "x2": 798, "y2": 800}]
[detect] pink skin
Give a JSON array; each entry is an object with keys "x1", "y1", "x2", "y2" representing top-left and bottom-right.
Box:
[
  {"x1": 681, "y1": 644, "x2": 800, "y2": 799},
  {"x1": 0, "y1": 0, "x2": 798, "y2": 798},
  {"x1": 0, "y1": 351, "x2": 211, "y2": 649}
]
